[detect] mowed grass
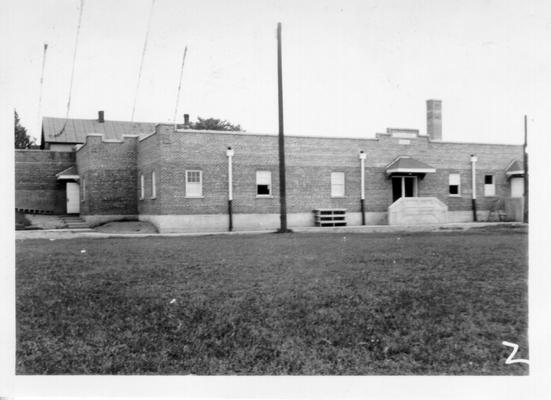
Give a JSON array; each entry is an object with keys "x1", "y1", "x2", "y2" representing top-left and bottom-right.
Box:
[{"x1": 16, "y1": 226, "x2": 528, "y2": 375}]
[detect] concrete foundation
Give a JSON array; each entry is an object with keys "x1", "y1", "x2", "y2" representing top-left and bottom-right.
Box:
[
  {"x1": 139, "y1": 211, "x2": 390, "y2": 233},
  {"x1": 82, "y1": 214, "x2": 138, "y2": 227}
]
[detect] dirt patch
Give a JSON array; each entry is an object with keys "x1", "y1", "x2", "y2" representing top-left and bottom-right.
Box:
[
  {"x1": 25, "y1": 214, "x2": 65, "y2": 230},
  {"x1": 94, "y1": 220, "x2": 158, "y2": 234}
]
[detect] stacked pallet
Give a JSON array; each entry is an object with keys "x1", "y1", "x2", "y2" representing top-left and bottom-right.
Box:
[{"x1": 313, "y1": 209, "x2": 347, "y2": 227}]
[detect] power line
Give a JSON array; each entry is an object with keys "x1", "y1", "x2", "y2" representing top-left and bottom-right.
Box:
[
  {"x1": 172, "y1": 46, "x2": 188, "y2": 128},
  {"x1": 131, "y1": 0, "x2": 156, "y2": 122}
]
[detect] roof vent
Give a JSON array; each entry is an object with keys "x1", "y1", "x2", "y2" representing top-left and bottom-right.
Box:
[{"x1": 98, "y1": 110, "x2": 105, "y2": 123}]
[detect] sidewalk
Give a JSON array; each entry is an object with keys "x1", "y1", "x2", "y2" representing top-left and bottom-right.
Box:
[{"x1": 15, "y1": 221, "x2": 526, "y2": 240}]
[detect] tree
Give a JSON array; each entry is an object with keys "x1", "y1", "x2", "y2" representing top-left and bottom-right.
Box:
[
  {"x1": 14, "y1": 110, "x2": 35, "y2": 149},
  {"x1": 191, "y1": 117, "x2": 242, "y2": 131}
]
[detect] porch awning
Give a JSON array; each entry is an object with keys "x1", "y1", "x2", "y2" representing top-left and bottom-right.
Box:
[
  {"x1": 385, "y1": 156, "x2": 436, "y2": 175},
  {"x1": 56, "y1": 166, "x2": 80, "y2": 181},
  {"x1": 505, "y1": 160, "x2": 524, "y2": 177}
]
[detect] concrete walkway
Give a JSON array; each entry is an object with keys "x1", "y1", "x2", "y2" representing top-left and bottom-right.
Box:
[{"x1": 15, "y1": 221, "x2": 526, "y2": 240}]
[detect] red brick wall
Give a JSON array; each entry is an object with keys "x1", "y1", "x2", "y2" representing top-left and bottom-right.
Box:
[
  {"x1": 15, "y1": 150, "x2": 76, "y2": 214},
  {"x1": 149, "y1": 126, "x2": 522, "y2": 215},
  {"x1": 76, "y1": 135, "x2": 138, "y2": 215}
]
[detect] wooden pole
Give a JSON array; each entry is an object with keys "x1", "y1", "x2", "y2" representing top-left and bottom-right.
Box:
[
  {"x1": 523, "y1": 115, "x2": 529, "y2": 223},
  {"x1": 277, "y1": 22, "x2": 288, "y2": 232}
]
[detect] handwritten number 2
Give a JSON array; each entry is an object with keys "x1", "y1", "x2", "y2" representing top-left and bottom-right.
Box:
[{"x1": 502, "y1": 341, "x2": 529, "y2": 365}]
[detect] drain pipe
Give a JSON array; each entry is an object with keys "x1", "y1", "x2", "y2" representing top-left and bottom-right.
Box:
[
  {"x1": 470, "y1": 154, "x2": 478, "y2": 222},
  {"x1": 226, "y1": 147, "x2": 234, "y2": 231},
  {"x1": 359, "y1": 150, "x2": 366, "y2": 225}
]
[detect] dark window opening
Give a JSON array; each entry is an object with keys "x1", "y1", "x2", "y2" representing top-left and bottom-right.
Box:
[
  {"x1": 257, "y1": 184, "x2": 270, "y2": 195},
  {"x1": 485, "y1": 175, "x2": 493, "y2": 184},
  {"x1": 449, "y1": 185, "x2": 459, "y2": 195}
]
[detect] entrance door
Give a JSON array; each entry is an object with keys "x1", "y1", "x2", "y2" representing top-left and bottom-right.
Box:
[
  {"x1": 510, "y1": 177, "x2": 524, "y2": 198},
  {"x1": 66, "y1": 182, "x2": 80, "y2": 214},
  {"x1": 392, "y1": 176, "x2": 417, "y2": 202}
]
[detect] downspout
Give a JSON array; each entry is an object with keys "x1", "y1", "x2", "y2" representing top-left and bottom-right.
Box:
[
  {"x1": 359, "y1": 150, "x2": 366, "y2": 225},
  {"x1": 470, "y1": 154, "x2": 478, "y2": 222},
  {"x1": 226, "y1": 147, "x2": 234, "y2": 231}
]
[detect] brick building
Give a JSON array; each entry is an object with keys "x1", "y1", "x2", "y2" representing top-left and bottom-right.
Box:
[{"x1": 15, "y1": 100, "x2": 526, "y2": 232}]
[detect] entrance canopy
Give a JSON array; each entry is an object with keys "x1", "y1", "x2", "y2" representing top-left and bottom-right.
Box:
[
  {"x1": 505, "y1": 160, "x2": 524, "y2": 178},
  {"x1": 385, "y1": 156, "x2": 436, "y2": 176},
  {"x1": 56, "y1": 166, "x2": 80, "y2": 181}
]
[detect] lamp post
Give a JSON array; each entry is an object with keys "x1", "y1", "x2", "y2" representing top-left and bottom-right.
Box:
[
  {"x1": 359, "y1": 150, "x2": 366, "y2": 225},
  {"x1": 226, "y1": 147, "x2": 234, "y2": 231},
  {"x1": 470, "y1": 154, "x2": 478, "y2": 222}
]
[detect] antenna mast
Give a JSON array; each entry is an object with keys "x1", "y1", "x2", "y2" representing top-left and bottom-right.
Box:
[
  {"x1": 172, "y1": 46, "x2": 188, "y2": 129},
  {"x1": 131, "y1": 0, "x2": 156, "y2": 122}
]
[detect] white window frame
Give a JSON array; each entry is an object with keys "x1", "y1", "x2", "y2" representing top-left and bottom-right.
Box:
[
  {"x1": 82, "y1": 177, "x2": 86, "y2": 202},
  {"x1": 139, "y1": 174, "x2": 145, "y2": 200},
  {"x1": 484, "y1": 174, "x2": 495, "y2": 197},
  {"x1": 331, "y1": 172, "x2": 345, "y2": 198},
  {"x1": 185, "y1": 170, "x2": 203, "y2": 198},
  {"x1": 449, "y1": 173, "x2": 461, "y2": 197},
  {"x1": 256, "y1": 171, "x2": 272, "y2": 197},
  {"x1": 151, "y1": 171, "x2": 156, "y2": 199}
]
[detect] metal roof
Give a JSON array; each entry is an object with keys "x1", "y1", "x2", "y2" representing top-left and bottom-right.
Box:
[
  {"x1": 385, "y1": 156, "x2": 436, "y2": 175},
  {"x1": 42, "y1": 117, "x2": 157, "y2": 144}
]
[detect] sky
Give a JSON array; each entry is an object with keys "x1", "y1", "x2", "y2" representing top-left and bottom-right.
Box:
[{"x1": 4, "y1": 0, "x2": 551, "y2": 144}]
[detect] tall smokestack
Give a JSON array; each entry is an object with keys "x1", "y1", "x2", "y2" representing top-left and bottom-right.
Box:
[{"x1": 427, "y1": 99, "x2": 442, "y2": 141}]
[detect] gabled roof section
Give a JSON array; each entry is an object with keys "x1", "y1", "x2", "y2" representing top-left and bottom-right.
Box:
[
  {"x1": 42, "y1": 117, "x2": 157, "y2": 144},
  {"x1": 505, "y1": 159, "x2": 525, "y2": 176},
  {"x1": 385, "y1": 156, "x2": 436, "y2": 175},
  {"x1": 56, "y1": 166, "x2": 79, "y2": 180}
]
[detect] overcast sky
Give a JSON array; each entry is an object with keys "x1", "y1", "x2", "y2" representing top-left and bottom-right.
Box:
[{"x1": 6, "y1": 0, "x2": 551, "y2": 144}]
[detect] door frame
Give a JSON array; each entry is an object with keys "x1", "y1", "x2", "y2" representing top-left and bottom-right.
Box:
[{"x1": 391, "y1": 175, "x2": 418, "y2": 203}]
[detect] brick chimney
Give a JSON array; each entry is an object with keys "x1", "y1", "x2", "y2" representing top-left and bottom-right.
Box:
[
  {"x1": 98, "y1": 110, "x2": 105, "y2": 123},
  {"x1": 183, "y1": 113, "x2": 190, "y2": 128},
  {"x1": 426, "y1": 99, "x2": 442, "y2": 141}
]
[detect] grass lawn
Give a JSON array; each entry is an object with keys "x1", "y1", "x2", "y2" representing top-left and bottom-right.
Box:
[{"x1": 16, "y1": 226, "x2": 528, "y2": 375}]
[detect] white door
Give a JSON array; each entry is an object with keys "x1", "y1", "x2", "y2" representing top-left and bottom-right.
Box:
[
  {"x1": 66, "y1": 182, "x2": 80, "y2": 214},
  {"x1": 510, "y1": 177, "x2": 524, "y2": 198}
]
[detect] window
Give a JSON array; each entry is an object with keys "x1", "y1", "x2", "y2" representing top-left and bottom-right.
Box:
[
  {"x1": 484, "y1": 175, "x2": 495, "y2": 196},
  {"x1": 82, "y1": 178, "x2": 86, "y2": 202},
  {"x1": 139, "y1": 174, "x2": 144, "y2": 200},
  {"x1": 151, "y1": 171, "x2": 156, "y2": 199},
  {"x1": 186, "y1": 170, "x2": 203, "y2": 197},
  {"x1": 256, "y1": 171, "x2": 272, "y2": 196},
  {"x1": 331, "y1": 172, "x2": 345, "y2": 197},
  {"x1": 449, "y1": 173, "x2": 460, "y2": 196}
]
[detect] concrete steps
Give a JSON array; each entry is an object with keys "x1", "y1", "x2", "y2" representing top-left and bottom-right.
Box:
[{"x1": 59, "y1": 215, "x2": 91, "y2": 230}]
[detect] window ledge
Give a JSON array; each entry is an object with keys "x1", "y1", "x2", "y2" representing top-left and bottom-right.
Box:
[
  {"x1": 256, "y1": 195, "x2": 274, "y2": 199},
  {"x1": 449, "y1": 195, "x2": 462, "y2": 198},
  {"x1": 331, "y1": 196, "x2": 346, "y2": 198},
  {"x1": 185, "y1": 196, "x2": 204, "y2": 199}
]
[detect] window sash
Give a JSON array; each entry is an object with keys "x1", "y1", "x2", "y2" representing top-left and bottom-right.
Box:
[
  {"x1": 140, "y1": 174, "x2": 144, "y2": 199},
  {"x1": 256, "y1": 171, "x2": 272, "y2": 195},
  {"x1": 186, "y1": 170, "x2": 203, "y2": 197},
  {"x1": 449, "y1": 174, "x2": 460, "y2": 195},
  {"x1": 151, "y1": 172, "x2": 156, "y2": 198},
  {"x1": 331, "y1": 172, "x2": 345, "y2": 197},
  {"x1": 484, "y1": 175, "x2": 495, "y2": 196}
]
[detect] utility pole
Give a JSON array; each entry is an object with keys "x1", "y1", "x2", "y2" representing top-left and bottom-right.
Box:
[
  {"x1": 173, "y1": 47, "x2": 188, "y2": 129},
  {"x1": 277, "y1": 22, "x2": 289, "y2": 232},
  {"x1": 523, "y1": 115, "x2": 529, "y2": 224}
]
